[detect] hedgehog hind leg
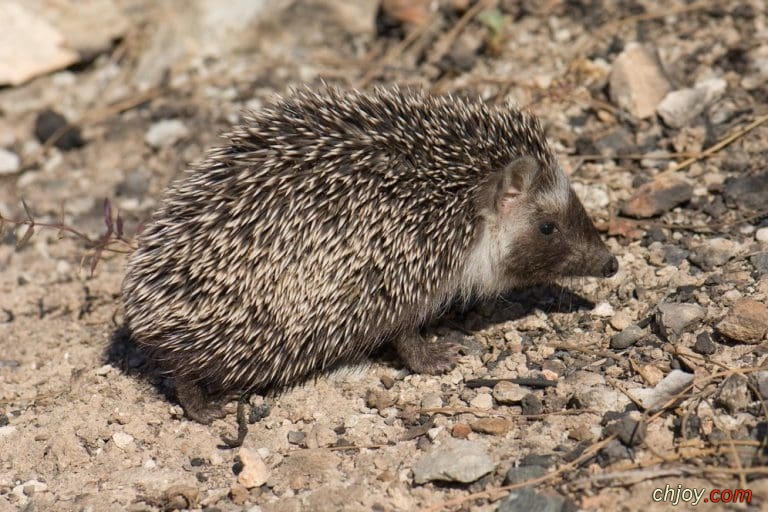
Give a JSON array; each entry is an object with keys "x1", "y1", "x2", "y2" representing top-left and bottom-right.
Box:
[
  {"x1": 394, "y1": 334, "x2": 464, "y2": 375},
  {"x1": 174, "y1": 379, "x2": 228, "y2": 425}
]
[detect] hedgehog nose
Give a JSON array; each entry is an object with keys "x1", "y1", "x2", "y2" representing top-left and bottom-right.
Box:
[{"x1": 602, "y1": 256, "x2": 618, "y2": 277}]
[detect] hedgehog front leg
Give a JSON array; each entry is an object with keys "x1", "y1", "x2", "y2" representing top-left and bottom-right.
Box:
[
  {"x1": 394, "y1": 335, "x2": 464, "y2": 374},
  {"x1": 175, "y1": 379, "x2": 228, "y2": 425}
]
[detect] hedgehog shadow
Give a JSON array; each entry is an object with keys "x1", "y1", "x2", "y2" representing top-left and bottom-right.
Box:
[
  {"x1": 105, "y1": 325, "x2": 177, "y2": 402},
  {"x1": 105, "y1": 282, "x2": 595, "y2": 401},
  {"x1": 375, "y1": 282, "x2": 596, "y2": 366}
]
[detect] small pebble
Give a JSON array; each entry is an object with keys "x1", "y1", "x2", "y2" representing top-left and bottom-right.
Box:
[
  {"x1": 716, "y1": 298, "x2": 768, "y2": 344},
  {"x1": 610, "y1": 324, "x2": 645, "y2": 349},
  {"x1": 756, "y1": 227, "x2": 768, "y2": 243},
  {"x1": 421, "y1": 393, "x2": 443, "y2": 410},
  {"x1": 689, "y1": 237, "x2": 738, "y2": 270},
  {"x1": 493, "y1": 381, "x2": 528, "y2": 404},
  {"x1": 469, "y1": 417, "x2": 511, "y2": 436},
  {"x1": 692, "y1": 332, "x2": 717, "y2": 355},
  {"x1": 451, "y1": 423, "x2": 471, "y2": 439},
  {"x1": 469, "y1": 393, "x2": 493, "y2": 410},
  {"x1": 657, "y1": 77, "x2": 726, "y2": 128},
  {"x1": 287, "y1": 431, "x2": 305, "y2": 445},
  {"x1": 497, "y1": 487, "x2": 567, "y2": 512},
  {"x1": 504, "y1": 465, "x2": 547, "y2": 485},
  {"x1": 592, "y1": 302, "x2": 614, "y2": 317},
  {"x1": 34, "y1": 108, "x2": 85, "y2": 149},
  {"x1": 656, "y1": 302, "x2": 705, "y2": 339},
  {"x1": 621, "y1": 177, "x2": 693, "y2": 218},
  {"x1": 145, "y1": 119, "x2": 189, "y2": 149},
  {"x1": 715, "y1": 374, "x2": 750, "y2": 414},
  {"x1": 112, "y1": 431, "x2": 134, "y2": 450},
  {"x1": 520, "y1": 394, "x2": 543, "y2": 415},
  {"x1": 237, "y1": 447, "x2": 270, "y2": 488},
  {"x1": 0, "y1": 148, "x2": 20, "y2": 175}
]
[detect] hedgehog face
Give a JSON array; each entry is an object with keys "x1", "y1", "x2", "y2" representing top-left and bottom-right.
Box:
[
  {"x1": 461, "y1": 155, "x2": 617, "y2": 295},
  {"x1": 504, "y1": 185, "x2": 618, "y2": 285}
]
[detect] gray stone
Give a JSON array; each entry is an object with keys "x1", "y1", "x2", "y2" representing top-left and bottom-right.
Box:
[
  {"x1": 504, "y1": 465, "x2": 547, "y2": 485},
  {"x1": 692, "y1": 332, "x2": 717, "y2": 355},
  {"x1": 145, "y1": 119, "x2": 189, "y2": 149},
  {"x1": 657, "y1": 78, "x2": 727, "y2": 128},
  {"x1": 610, "y1": 324, "x2": 645, "y2": 349},
  {"x1": 412, "y1": 439, "x2": 494, "y2": 484},
  {"x1": 723, "y1": 174, "x2": 768, "y2": 212},
  {"x1": 749, "y1": 251, "x2": 768, "y2": 274},
  {"x1": 0, "y1": 149, "x2": 20, "y2": 175},
  {"x1": 715, "y1": 374, "x2": 750, "y2": 414},
  {"x1": 689, "y1": 237, "x2": 738, "y2": 270},
  {"x1": 497, "y1": 487, "x2": 566, "y2": 512},
  {"x1": 656, "y1": 303, "x2": 705, "y2": 339}
]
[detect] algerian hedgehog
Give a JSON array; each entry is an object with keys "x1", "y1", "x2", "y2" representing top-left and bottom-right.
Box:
[{"x1": 122, "y1": 86, "x2": 618, "y2": 424}]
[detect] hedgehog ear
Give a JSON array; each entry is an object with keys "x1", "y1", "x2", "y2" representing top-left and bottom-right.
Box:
[{"x1": 480, "y1": 156, "x2": 541, "y2": 215}]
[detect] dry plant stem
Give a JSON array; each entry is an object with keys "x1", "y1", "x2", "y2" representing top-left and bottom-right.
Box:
[
  {"x1": 426, "y1": 0, "x2": 496, "y2": 66},
  {"x1": 0, "y1": 198, "x2": 136, "y2": 275},
  {"x1": 355, "y1": 14, "x2": 439, "y2": 88},
  {"x1": 657, "y1": 113, "x2": 768, "y2": 178}
]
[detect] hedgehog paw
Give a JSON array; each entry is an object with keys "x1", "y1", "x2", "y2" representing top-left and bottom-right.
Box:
[
  {"x1": 395, "y1": 336, "x2": 464, "y2": 375},
  {"x1": 175, "y1": 380, "x2": 227, "y2": 425}
]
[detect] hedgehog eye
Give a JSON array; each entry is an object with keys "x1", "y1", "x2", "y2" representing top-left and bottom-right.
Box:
[{"x1": 539, "y1": 222, "x2": 556, "y2": 235}]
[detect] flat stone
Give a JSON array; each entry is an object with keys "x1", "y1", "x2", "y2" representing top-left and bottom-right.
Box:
[
  {"x1": 716, "y1": 298, "x2": 768, "y2": 344},
  {"x1": 609, "y1": 43, "x2": 671, "y2": 119},
  {"x1": 469, "y1": 417, "x2": 511, "y2": 436},
  {"x1": 656, "y1": 303, "x2": 705, "y2": 339},
  {"x1": 621, "y1": 177, "x2": 693, "y2": 218},
  {"x1": 412, "y1": 439, "x2": 494, "y2": 484},
  {"x1": 657, "y1": 78, "x2": 727, "y2": 128},
  {"x1": 237, "y1": 447, "x2": 270, "y2": 488}
]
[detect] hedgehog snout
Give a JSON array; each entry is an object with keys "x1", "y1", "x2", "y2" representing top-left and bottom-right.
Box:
[{"x1": 602, "y1": 255, "x2": 618, "y2": 277}]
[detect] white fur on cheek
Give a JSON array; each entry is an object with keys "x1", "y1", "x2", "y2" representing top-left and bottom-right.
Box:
[{"x1": 459, "y1": 200, "x2": 528, "y2": 298}]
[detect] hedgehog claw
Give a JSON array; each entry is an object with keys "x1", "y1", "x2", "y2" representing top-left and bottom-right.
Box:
[{"x1": 395, "y1": 336, "x2": 464, "y2": 375}]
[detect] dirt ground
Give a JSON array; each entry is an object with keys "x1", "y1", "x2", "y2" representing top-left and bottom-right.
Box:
[{"x1": 1, "y1": 1, "x2": 767, "y2": 511}]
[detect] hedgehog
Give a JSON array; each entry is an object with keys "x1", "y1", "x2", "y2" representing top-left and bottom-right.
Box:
[{"x1": 122, "y1": 86, "x2": 618, "y2": 425}]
